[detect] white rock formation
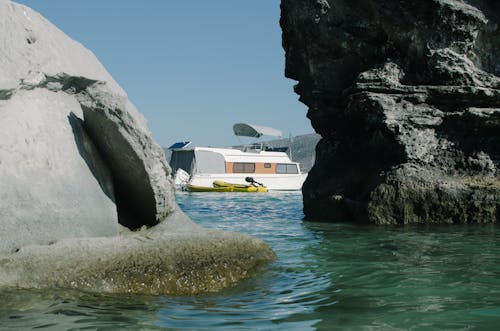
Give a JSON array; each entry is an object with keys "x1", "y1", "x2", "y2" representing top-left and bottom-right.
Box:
[
  {"x1": 0, "y1": 0, "x2": 172, "y2": 252},
  {"x1": 0, "y1": 88, "x2": 118, "y2": 253},
  {"x1": 0, "y1": 0, "x2": 123, "y2": 93},
  {"x1": 0, "y1": 0, "x2": 274, "y2": 294}
]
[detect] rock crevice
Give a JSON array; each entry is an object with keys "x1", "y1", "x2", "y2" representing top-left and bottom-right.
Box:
[{"x1": 4, "y1": 71, "x2": 173, "y2": 230}]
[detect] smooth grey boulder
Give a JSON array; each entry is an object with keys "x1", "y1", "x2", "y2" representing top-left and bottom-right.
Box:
[
  {"x1": 78, "y1": 80, "x2": 175, "y2": 229},
  {"x1": 0, "y1": 0, "x2": 275, "y2": 294},
  {"x1": 0, "y1": 87, "x2": 118, "y2": 254},
  {"x1": 281, "y1": 0, "x2": 500, "y2": 224},
  {"x1": 0, "y1": 0, "x2": 175, "y2": 251}
]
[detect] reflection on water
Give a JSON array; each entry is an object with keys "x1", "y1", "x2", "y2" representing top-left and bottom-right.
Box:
[{"x1": 2, "y1": 192, "x2": 500, "y2": 330}]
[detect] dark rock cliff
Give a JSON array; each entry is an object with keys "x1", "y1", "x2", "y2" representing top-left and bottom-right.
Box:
[{"x1": 281, "y1": 0, "x2": 500, "y2": 224}]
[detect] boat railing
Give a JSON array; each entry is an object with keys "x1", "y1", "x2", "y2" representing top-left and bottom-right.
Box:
[{"x1": 240, "y1": 142, "x2": 290, "y2": 154}]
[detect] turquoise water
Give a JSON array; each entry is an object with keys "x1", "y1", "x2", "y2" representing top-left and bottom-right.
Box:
[{"x1": 2, "y1": 192, "x2": 500, "y2": 330}]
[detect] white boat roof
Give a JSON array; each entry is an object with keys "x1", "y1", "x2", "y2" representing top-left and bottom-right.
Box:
[
  {"x1": 233, "y1": 123, "x2": 282, "y2": 138},
  {"x1": 191, "y1": 147, "x2": 296, "y2": 164}
]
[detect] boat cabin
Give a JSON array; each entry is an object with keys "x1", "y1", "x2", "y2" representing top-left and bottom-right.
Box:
[{"x1": 170, "y1": 147, "x2": 299, "y2": 176}]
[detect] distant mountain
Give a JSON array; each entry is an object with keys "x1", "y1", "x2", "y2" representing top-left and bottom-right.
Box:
[
  {"x1": 252, "y1": 133, "x2": 320, "y2": 173},
  {"x1": 164, "y1": 133, "x2": 320, "y2": 173}
]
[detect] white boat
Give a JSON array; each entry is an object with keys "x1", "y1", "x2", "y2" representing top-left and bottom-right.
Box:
[{"x1": 168, "y1": 123, "x2": 307, "y2": 191}]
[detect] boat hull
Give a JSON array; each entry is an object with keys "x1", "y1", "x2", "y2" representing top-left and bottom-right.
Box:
[{"x1": 189, "y1": 173, "x2": 307, "y2": 191}]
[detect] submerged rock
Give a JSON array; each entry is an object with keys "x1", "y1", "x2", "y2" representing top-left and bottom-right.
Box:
[
  {"x1": 0, "y1": 0, "x2": 274, "y2": 293},
  {"x1": 0, "y1": 210, "x2": 275, "y2": 295},
  {"x1": 281, "y1": 0, "x2": 500, "y2": 223}
]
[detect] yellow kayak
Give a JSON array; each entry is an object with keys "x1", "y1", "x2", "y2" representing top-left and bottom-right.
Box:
[{"x1": 187, "y1": 180, "x2": 267, "y2": 192}]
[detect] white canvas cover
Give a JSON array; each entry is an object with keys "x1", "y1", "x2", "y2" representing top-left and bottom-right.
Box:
[
  {"x1": 233, "y1": 123, "x2": 282, "y2": 138},
  {"x1": 194, "y1": 150, "x2": 226, "y2": 174}
]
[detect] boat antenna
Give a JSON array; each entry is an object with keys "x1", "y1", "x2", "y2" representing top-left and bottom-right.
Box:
[{"x1": 289, "y1": 133, "x2": 294, "y2": 161}]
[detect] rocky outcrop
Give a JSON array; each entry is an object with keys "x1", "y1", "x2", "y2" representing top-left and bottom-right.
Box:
[
  {"x1": 0, "y1": 0, "x2": 274, "y2": 293},
  {"x1": 281, "y1": 0, "x2": 500, "y2": 223},
  {"x1": 0, "y1": 209, "x2": 275, "y2": 295},
  {"x1": 0, "y1": 0, "x2": 174, "y2": 252}
]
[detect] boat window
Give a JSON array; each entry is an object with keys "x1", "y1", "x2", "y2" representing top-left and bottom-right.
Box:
[
  {"x1": 276, "y1": 163, "x2": 298, "y2": 174},
  {"x1": 232, "y1": 162, "x2": 255, "y2": 173},
  {"x1": 264, "y1": 163, "x2": 271, "y2": 168}
]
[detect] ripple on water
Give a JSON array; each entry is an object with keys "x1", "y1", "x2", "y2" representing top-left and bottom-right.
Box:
[{"x1": 2, "y1": 192, "x2": 500, "y2": 330}]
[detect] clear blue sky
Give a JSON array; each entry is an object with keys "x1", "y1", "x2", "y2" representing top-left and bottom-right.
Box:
[{"x1": 15, "y1": 0, "x2": 312, "y2": 147}]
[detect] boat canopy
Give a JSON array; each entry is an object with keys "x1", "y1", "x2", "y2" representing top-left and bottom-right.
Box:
[
  {"x1": 168, "y1": 141, "x2": 191, "y2": 150},
  {"x1": 233, "y1": 123, "x2": 282, "y2": 138},
  {"x1": 170, "y1": 149, "x2": 226, "y2": 175}
]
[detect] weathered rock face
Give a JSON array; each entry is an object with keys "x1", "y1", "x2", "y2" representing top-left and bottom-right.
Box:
[
  {"x1": 0, "y1": 0, "x2": 274, "y2": 293},
  {"x1": 0, "y1": 0, "x2": 174, "y2": 252},
  {"x1": 281, "y1": 0, "x2": 500, "y2": 224}
]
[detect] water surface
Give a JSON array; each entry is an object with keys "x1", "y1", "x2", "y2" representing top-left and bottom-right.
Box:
[{"x1": 2, "y1": 192, "x2": 500, "y2": 330}]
